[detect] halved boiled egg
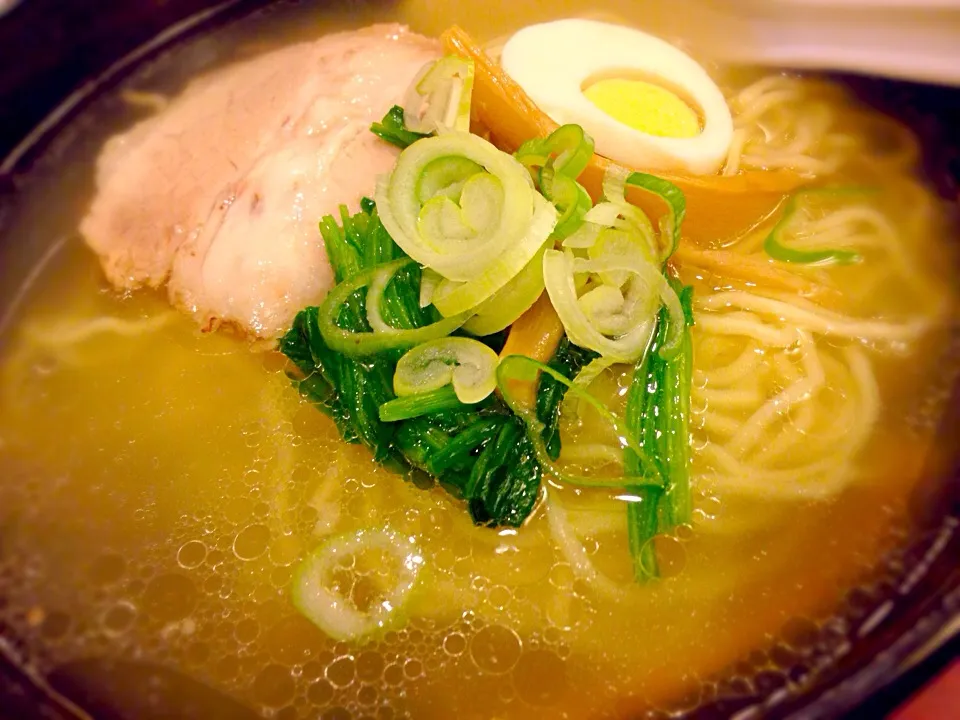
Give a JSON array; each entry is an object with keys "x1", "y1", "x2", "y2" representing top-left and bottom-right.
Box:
[{"x1": 501, "y1": 19, "x2": 733, "y2": 175}]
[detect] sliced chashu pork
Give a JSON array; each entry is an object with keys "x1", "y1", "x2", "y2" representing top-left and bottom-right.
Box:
[{"x1": 81, "y1": 24, "x2": 438, "y2": 339}]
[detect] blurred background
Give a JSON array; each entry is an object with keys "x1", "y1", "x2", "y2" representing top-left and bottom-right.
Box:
[{"x1": 0, "y1": 0, "x2": 261, "y2": 161}]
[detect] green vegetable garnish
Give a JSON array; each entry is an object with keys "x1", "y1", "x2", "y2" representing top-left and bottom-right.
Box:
[
  {"x1": 466, "y1": 416, "x2": 541, "y2": 527},
  {"x1": 378, "y1": 386, "x2": 466, "y2": 422},
  {"x1": 535, "y1": 339, "x2": 598, "y2": 460},
  {"x1": 540, "y1": 166, "x2": 593, "y2": 240},
  {"x1": 293, "y1": 529, "x2": 423, "y2": 641},
  {"x1": 317, "y1": 259, "x2": 470, "y2": 357},
  {"x1": 763, "y1": 188, "x2": 868, "y2": 265},
  {"x1": 602, "y1": 166, "x2": 687, "y2": 261},
  {"x1": 515, "y1": 123, "x2": 595, "y2": 179},
  {"x1": 283, "y1": 123, "x2": 698, "y2": 582},
  {"x1": 392, "y1": 336, "x2": 499, "y2": 403},
  {"x1": 498, "y1": 355, "x2": 663, "y2": 489},
  {"x1": 402, "y1": 55, "x2": 475, "y2": 134},
  {"x1": 281, "y1": 302, "x2": 397, "y2": 462},
  {"x1": 281, "y1": 202, "x2": 542, "y2": 528},
  {"x1": 624, "y1": 278, "x2": 694, "y2": 580},
  {"x1": 516, "y1": 124, "x2": 595, "y2": 240},
  {"x1": 376, "y1": 131, "x2": 557, "y2": 298},
  {"x1": 542, "y1": 248, "x2": 662, "y2": 363},
  {"x1": 370, "y1": 105, "x2": 430, "y2": 149},
  {"x1": 460, "y1": 244, "x2": 549, "y2": 337}
]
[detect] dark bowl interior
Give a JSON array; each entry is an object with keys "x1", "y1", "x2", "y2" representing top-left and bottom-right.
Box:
[{"x1": 0, "y1": 2, "x2": 958, "y2": 718}]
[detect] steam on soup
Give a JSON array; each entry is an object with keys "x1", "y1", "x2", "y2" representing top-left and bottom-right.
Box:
[{"x1": 0, "y1": 3, "x2": 956, "y2": 719}]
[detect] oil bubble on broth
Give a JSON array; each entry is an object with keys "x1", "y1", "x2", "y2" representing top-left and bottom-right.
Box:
[{"x1": 0, "y1": 1, "x2": 958, "y2": 719}]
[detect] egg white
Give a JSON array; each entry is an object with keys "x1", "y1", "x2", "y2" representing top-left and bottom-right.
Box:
[{"x1": 501, "y1": 19, "x2": 734, "y2": 175}]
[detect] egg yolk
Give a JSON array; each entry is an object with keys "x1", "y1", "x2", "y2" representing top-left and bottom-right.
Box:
[{"x1": 584, "y1": 79, "x2": 700, "y2": 138}]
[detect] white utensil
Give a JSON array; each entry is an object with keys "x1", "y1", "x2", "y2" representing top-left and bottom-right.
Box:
[{"x1": 683, "y1": 0, "x2": 960, "y2": 86}]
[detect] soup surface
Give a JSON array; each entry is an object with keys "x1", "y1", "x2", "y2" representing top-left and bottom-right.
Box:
[{"x1": 0, "y1": 2, "x2": 957, "y2": 719}]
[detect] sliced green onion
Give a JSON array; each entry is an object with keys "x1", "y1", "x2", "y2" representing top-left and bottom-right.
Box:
[
  {"x1": 576, "y1": 284, "x2": 633, "y2": 337},
  {"x1": 378, "y1": 385, "x2": 465, "y2": 422},
  {"x1": 418, "y1": 172, "x2": 504, "y2": 243},
  {"x1": 415, "y1": 156, "x2": 485, "y2": 203},
  {"x1": 628, "y1": 172, "x2": 686, "y2": 261},
  {"x1": 540, "y1": 166, "x2": 593, "y2": 240},
  {"x1": 403, "y1": 56, "x2": 475, "y2": 134},
  {"x1": 393, "y1": 336, "x2": 500, "y2": 403},
  {"x1": 319, "y1": 259, "x2": 469, "y2": 356},
  {"x1": 585, "y1": 201, "x2": 628, "y2": 227},
  {"x1": 462, "y1": 243, "x2": 548, "y2": 336},
  {"x1": 376, "y1": 132, "x2": 539, "y2": 282},
  {"x1": 560, "y1": 355, "x2": 618, "y2": 420},
  {"x1": 570, "y1": 355, "x2": 617, "y2": 391},
  {"x1": 561, "y1": 221, "x2": 602, "y2": 250},
  {"x1": 293, "y1": 529, "x2": 423, "y2": 641},
  {"x1": 543, "y1": 167, "x2": 687, "y2": 366},
  {"x1": 570, "y1": 255, "x2": 685, "y2": 359},
  {"x1": 431, "y1": 194, "x2": 557, "y2": 316},
  {"x1": 515, "y1": 124, "x2": 595, "y2": 179},
  {"x1": 365, "y1": 263, "x2": 399, "y2": 333},
  {"x1": 764, "y1": 188, "x2": 866, "y2": 265},
  {"x1": 565, "y1": 201, "x2": 657, "y2": 262},
  {"x1": 515, "y1": 125, "x2": 595, "y2": 241},
  {"x1": 542, "y1": 249, "x2": 658, "y2": 363},
  {"x1": 497, "y1": 354, "x2": 662, "y2": 489},
  {"x1": 418, "y1": 268, "x2": 443, "y2": 308},
  {"x1": 586, "y1": 228, "x2": 656, "y2": 285},
  {"x1": 601, "y1": 165, "x2": 631, "y2": 206},
  {"x1": 602, "y1": 167, "x2": 687, "y2": 261}
]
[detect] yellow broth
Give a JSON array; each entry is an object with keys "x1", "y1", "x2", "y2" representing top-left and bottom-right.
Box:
[{"x1": 0, "y1": 2, "x2": 957, "y2": 718}]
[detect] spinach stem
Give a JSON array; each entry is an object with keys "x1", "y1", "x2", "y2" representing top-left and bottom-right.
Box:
[{"x1": 379, "y1": 386, "x2": 466, "y2": 422}]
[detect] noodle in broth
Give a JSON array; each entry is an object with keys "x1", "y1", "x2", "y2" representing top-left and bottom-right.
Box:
[{"x1": 0, "y1": 3, "x2": 956, "y2": 719}]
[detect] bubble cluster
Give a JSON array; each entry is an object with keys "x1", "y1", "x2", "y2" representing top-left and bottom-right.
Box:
[
  {"x1": 0, "y1": 379, "x2": 615, "y2": 720},
  {"x1": 0, "y1": 426, "x2": 941, "y2": 720},
  {"x1": 0, "y1": 5, "x2": 957, "y2": 714}
]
